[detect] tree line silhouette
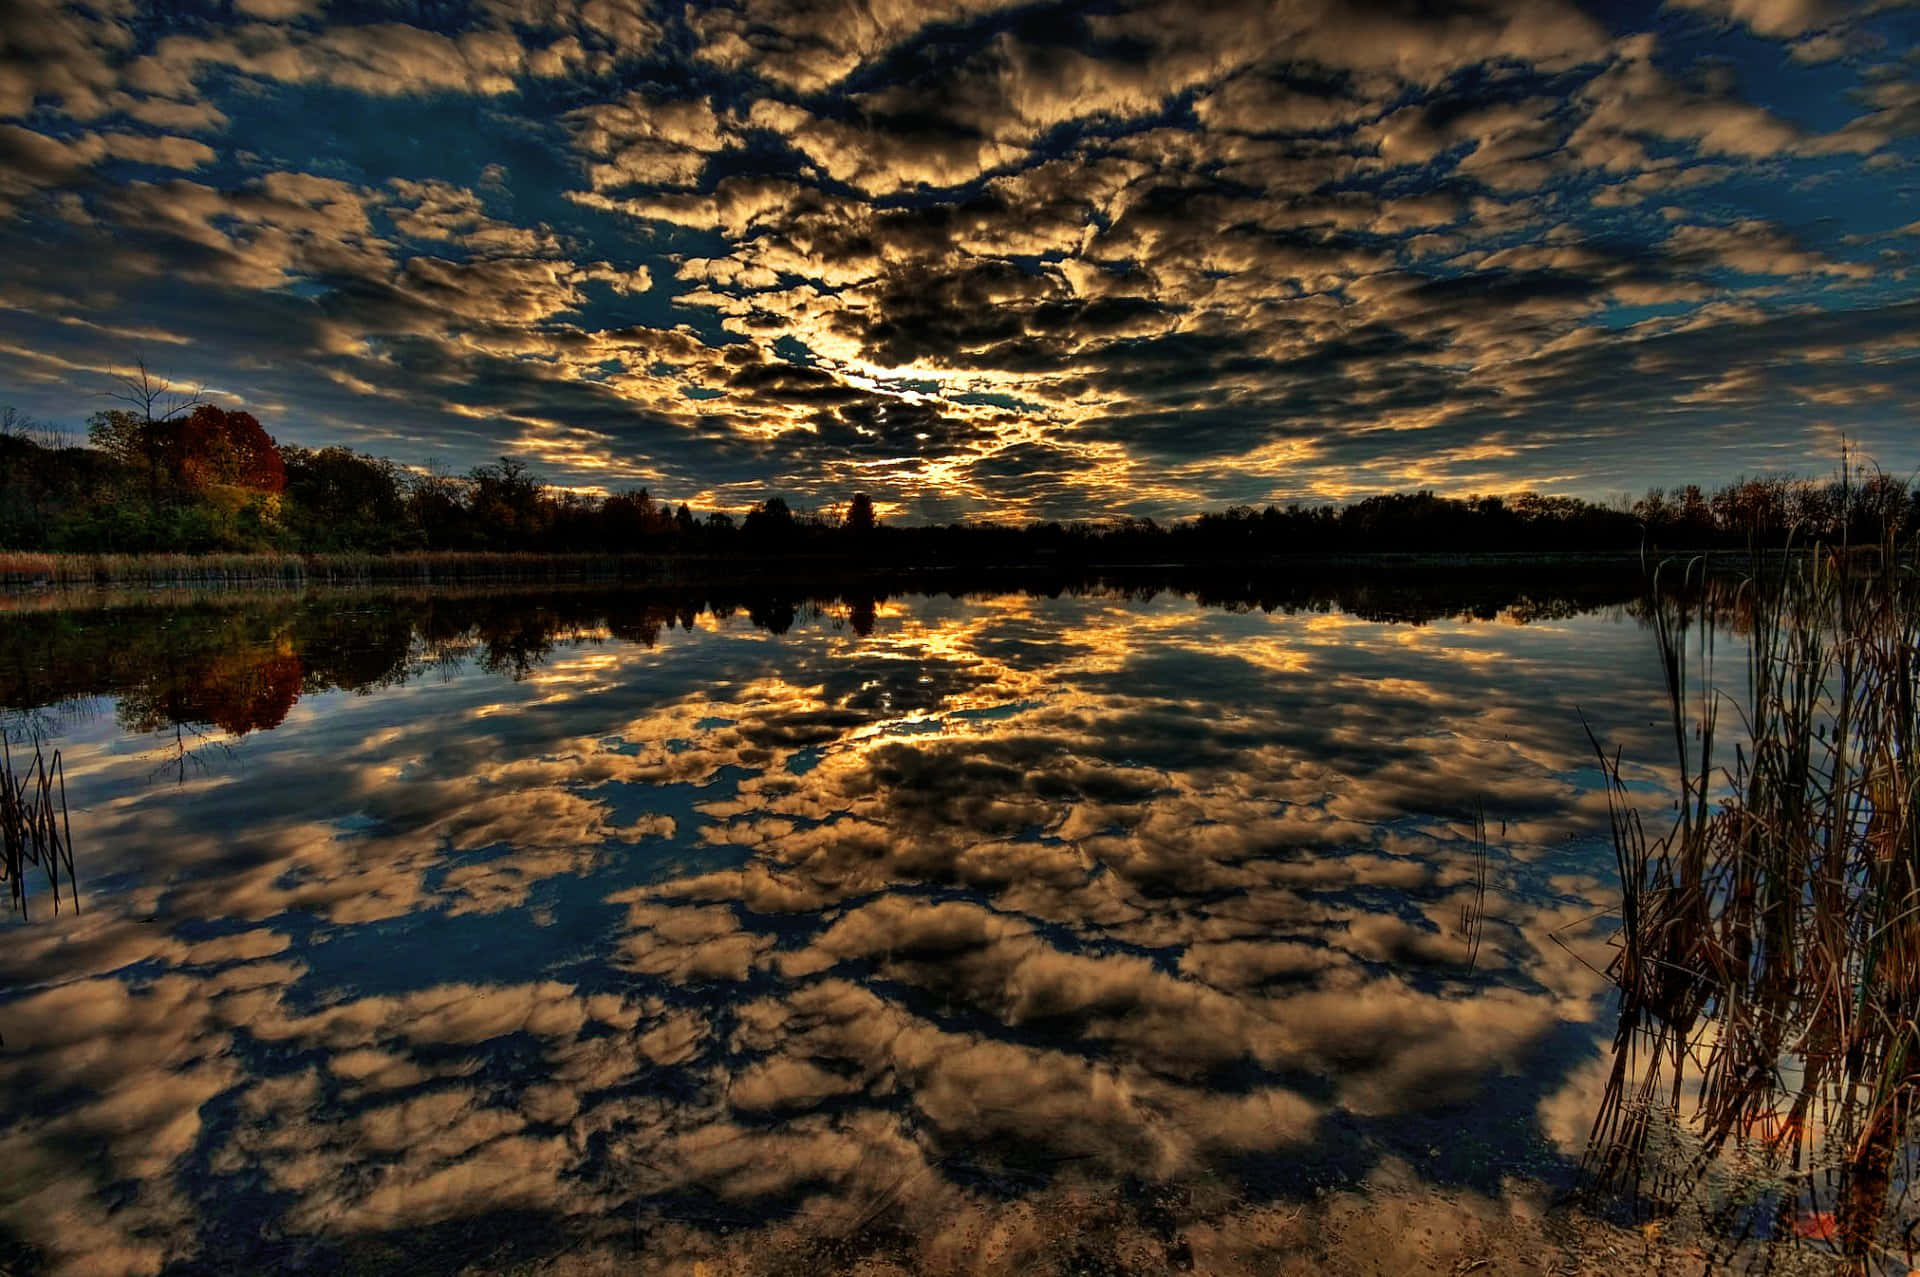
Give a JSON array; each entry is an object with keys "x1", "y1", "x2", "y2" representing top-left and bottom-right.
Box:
[{"x1": 3, "y1": 381, "x2": 1914, "y2": 560}]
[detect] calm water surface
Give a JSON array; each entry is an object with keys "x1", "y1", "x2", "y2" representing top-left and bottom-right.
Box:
[{"x1": 0, "y1": 581, "x2": 1676, "y2": 1273}]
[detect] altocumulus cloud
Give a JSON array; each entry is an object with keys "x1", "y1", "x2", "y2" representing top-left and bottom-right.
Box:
[{"x1": 0, "y1": 0, "x2": 1917, "y2": 519}]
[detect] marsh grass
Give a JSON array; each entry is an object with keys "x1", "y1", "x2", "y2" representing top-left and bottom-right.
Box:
[
  {"x1": 0, "y1": 734, "x2": 77, "y2": 919},
  {"x1": 1586, "y1": 528, "x2": 1920, "y2": 1273},
  {"x1": 0, "y1": 550, "x2": 678, "y2": 587}
]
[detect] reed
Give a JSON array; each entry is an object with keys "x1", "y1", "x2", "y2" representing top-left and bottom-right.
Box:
[
  {"x1": 0, "y1": 734, "x2": 78, "y2": 920},
  {"x1": 1585, "y1": 529, "x2": 1920, "y2": 1272},
  {"x1": 1457, "y1": 803, "x2": 1492, "y2": 975}
]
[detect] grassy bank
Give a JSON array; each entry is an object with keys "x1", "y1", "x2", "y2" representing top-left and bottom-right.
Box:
[
  {"x1": 0, "y1": 547, "x2": 1671, "y2": 590},
  {"x1": 0, "y1": 549, "x2": 691, "y2": 587}
]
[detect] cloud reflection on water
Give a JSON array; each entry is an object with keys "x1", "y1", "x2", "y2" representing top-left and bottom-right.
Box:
[{"x1": 0, "y1": 581, "x2": 1666, "y2": 1274}]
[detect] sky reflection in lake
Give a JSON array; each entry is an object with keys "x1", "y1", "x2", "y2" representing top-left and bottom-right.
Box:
[{"x1": 0, "y1": 581, "x2": 1673, "y2": 1274}]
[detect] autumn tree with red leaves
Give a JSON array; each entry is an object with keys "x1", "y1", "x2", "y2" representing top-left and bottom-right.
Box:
[{"x1": 161, "y1": 405, "x2": 285, "y2": 495}]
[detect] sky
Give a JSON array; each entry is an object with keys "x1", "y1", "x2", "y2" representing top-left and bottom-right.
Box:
[{"x1": 0, "y1": 0, "x2": 1918, "y2": 521}]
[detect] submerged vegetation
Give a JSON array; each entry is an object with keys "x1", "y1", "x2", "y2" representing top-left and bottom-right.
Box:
[{"x1": 1586, "y1": 524, "x2": 1920, "y2": 1271}]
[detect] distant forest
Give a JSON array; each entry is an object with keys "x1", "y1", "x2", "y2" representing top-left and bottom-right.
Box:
[{"x1": 2, "y1": 388, "x2": 1914, "y2": 560}]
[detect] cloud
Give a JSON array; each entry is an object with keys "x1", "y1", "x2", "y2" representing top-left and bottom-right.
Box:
[
  {"x1": 1667, "y1": 0, "x2": 1849, "y2": 37},
  {"x1": 1666, "y1": 217, "x2": 1876, "y2": 279},
  {"x1": 133, "y1": 22, "x2": 589, "y2": 103},
  {"x1": 569, "y1": 93, "x2": 743, "y2": 191},
  {"x1": 0, "y1": 0, "x2": 138, "y2": 122},
  {"x1": 0, "y1": 124, "x2": 215, "y2": 215},
  {"x1": 688, "y1": 0, "x2": 1022, "y2": 92},
  {"x1": 1569, "y1": 54, "x2": 1816, "y2": 163},
  {"x1": 385, "y1": 177, "x2": 562, "y2": 256}
]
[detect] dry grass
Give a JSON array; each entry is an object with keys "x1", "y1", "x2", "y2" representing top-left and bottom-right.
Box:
[{"x1": 0, "y1": 551, "x2": 675, "y2": 587}]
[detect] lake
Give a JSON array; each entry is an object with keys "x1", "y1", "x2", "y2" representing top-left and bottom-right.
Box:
[{"x1": 0, "y1": 575, "x2": 1679, "y2": 1274}]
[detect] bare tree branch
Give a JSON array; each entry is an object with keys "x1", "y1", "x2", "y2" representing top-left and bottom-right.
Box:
[{"x1": 104, "y1": 357, "x2": 204, "y2": 426}]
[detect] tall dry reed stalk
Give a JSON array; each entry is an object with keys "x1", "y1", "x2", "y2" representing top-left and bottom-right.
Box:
[
  {"x1": 1585, "y1": 532, "x2": 1920, "y2": 1273},
  {"x1": 1, "y1": 734, "x2": 78, "y2": 919}
]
